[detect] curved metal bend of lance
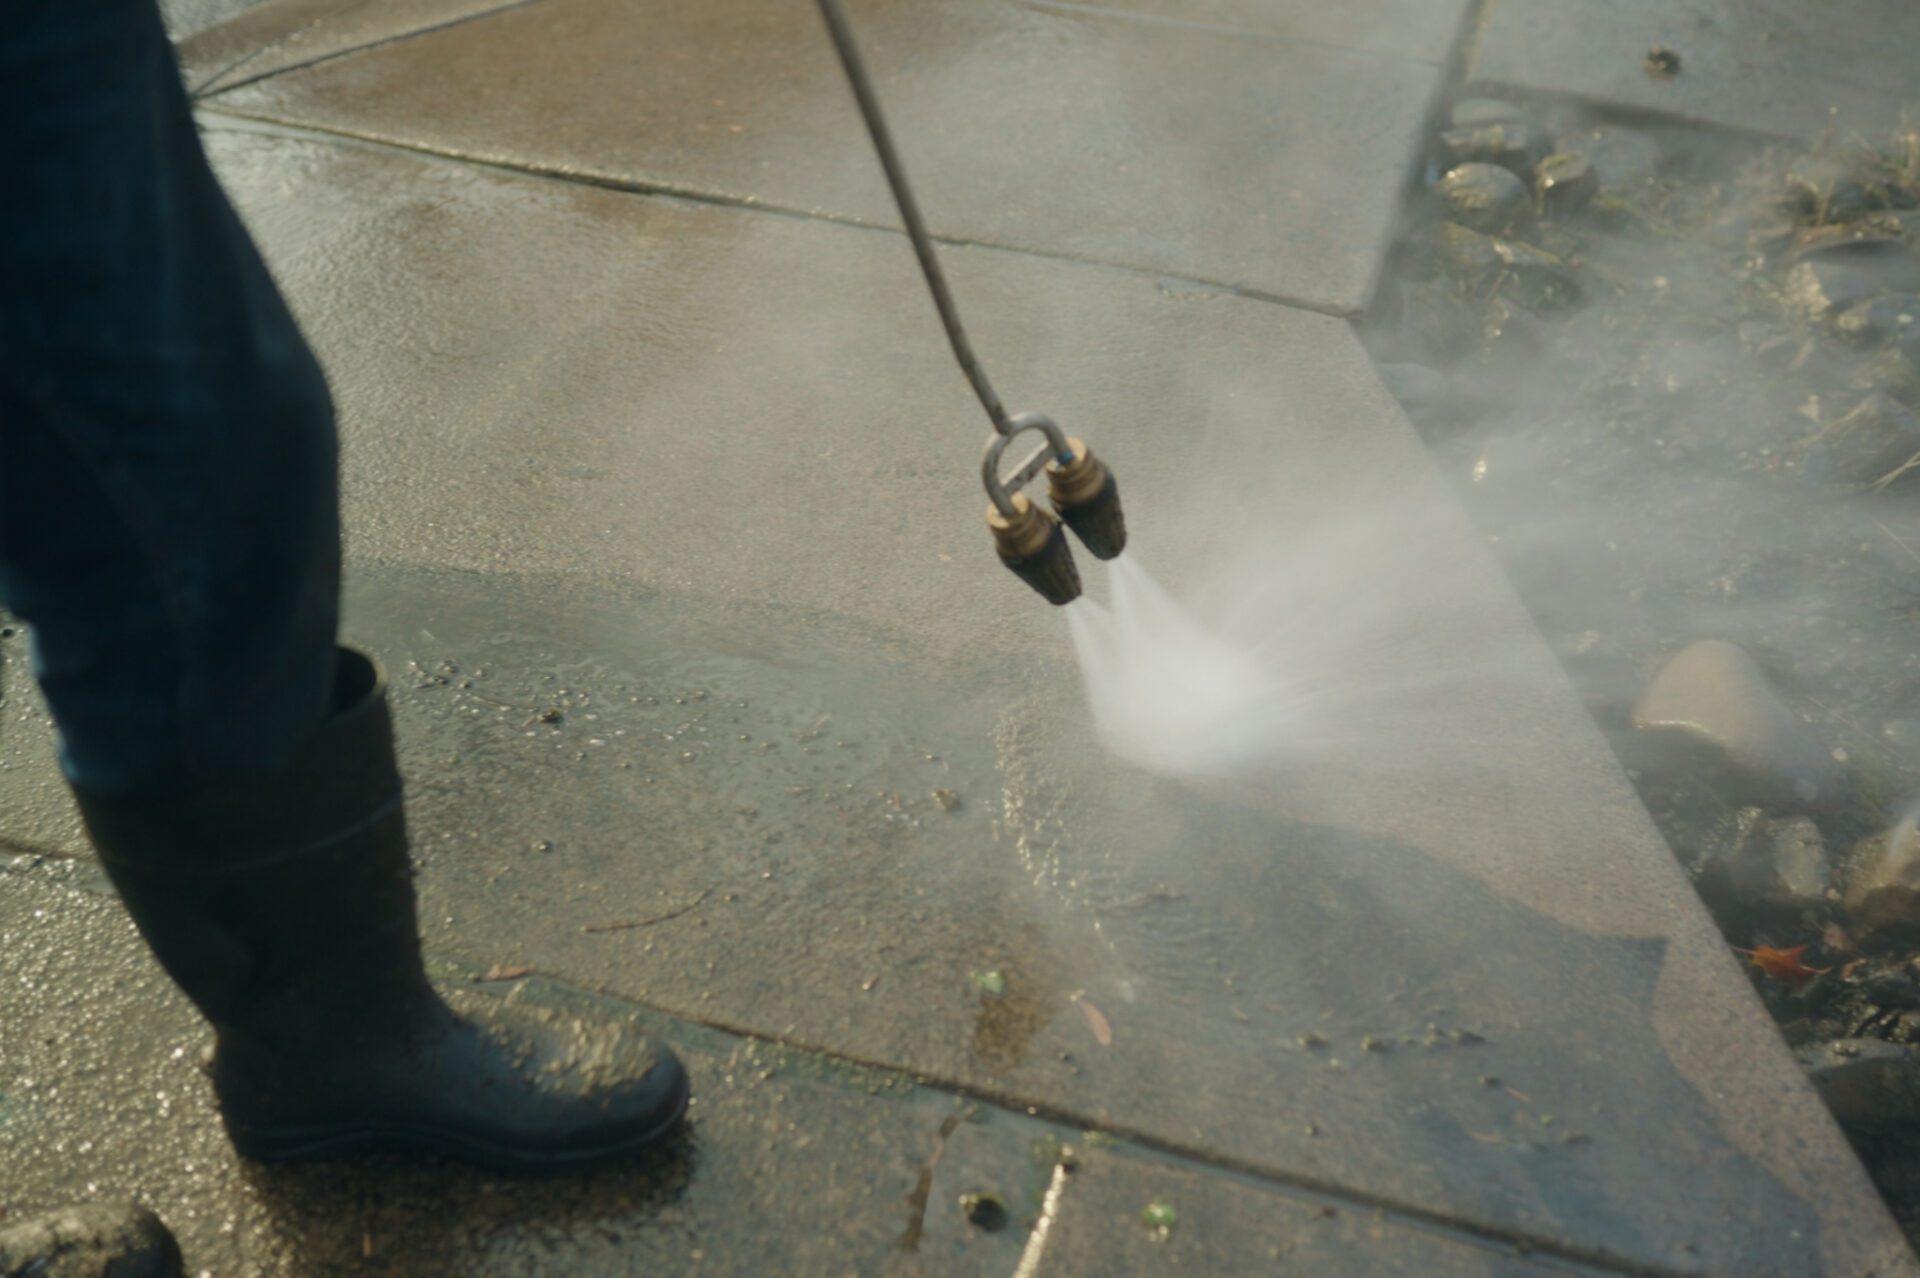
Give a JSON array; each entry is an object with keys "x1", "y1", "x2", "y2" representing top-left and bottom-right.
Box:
[{"x1": 982, "y1": 413, "x2": 1077, "y2": 519}]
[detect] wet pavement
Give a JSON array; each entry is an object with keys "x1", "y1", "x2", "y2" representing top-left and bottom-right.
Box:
[
  {"x1": 184, "y1": 0, "x2": 1463, "y2": 314},
  {"x1": 4, "y1": 0, "x2": 1919, "y2": 1274},
  {"x1": 173, "y1": 0, "x2": 529, "y2": 94},
  {"x1": 159, "y1": 0, "x2": 269, "y2": 39},
  {"x1": 1468, "y1": 0, "x2": 1920, "y2": 144},
  {"x1": 1, "y1": 854, "x2": 1637, "y2": 1276}
]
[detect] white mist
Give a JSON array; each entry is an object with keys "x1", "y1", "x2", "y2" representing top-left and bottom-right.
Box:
[{"x1": 1065, "y1": 557, "x2": 1301, "y2": 779}]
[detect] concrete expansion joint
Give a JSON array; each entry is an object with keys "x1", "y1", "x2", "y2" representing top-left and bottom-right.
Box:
[
  {"x1": 481, "y1": 959, "x2": 1691, "y2": 1278},
  {"x1": 1019, "y1": 0, "x2": 1442, "y2": 68},
  {"x1": 189, "y1": 104, "x2": 1359, "y2": 321},
  {"x1": 186, "y1": 0, "x2": 548, "y2": 100},
  {"x1": 1455, "y1": 0, "x2": 1503, "y2": 84}
]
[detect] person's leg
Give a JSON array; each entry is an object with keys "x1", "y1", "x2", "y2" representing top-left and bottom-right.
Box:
[
  {"x1": 0, "y1": 0, "x2": 339, "y2": 795},
  {"x1": 0, "y1": 1, "x2": 688, "y2": 1169}
]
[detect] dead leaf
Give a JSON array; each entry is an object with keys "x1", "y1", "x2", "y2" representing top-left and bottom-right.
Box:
[
  {"x1": 476, "y1": 964, "x2": 531, "y2": 982},
  {"x1": 1732, "y1": 944, "x2": 1829, "y2": 986},
  {"x1": 1073, "y1": 993, "x2": 1113, "y2": 1047}
]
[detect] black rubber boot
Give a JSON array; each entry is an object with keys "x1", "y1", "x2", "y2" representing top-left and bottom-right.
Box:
[
  {"x1": 72, "y1": 649, "x2": 689, "y2": 1173},
  {"x1": 0, "y1": 1201, "x2": 182, "y2": 1278}
]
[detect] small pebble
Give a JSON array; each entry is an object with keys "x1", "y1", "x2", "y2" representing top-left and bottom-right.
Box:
[
  {"x1": 1644, "y1": 46, "x2": 1681, "y2": 79},
  {"x1": 1437, "y1": 163, "x2": 1530, "y2": 234},
  {"x1": 1535, "y1": 151, "x2": 1598, "y2": 215}
]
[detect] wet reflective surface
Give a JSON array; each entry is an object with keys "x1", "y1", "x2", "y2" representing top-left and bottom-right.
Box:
[
  {"x1": 1, "y1": 2, "x2": 1913, "y2": 1266},
  {"x1": 1471, "y1": 0, "x2": 1920, "y2": 145},
  {"x1": 175, "y1": 0, "x2": 529, "y2": 95},
  {"x1": 3, "y1": 558, "x2": 1886, "y2": 1272},
  {"x1": 352, "y1": 565, "x2": 1830, "y2": 1272},
  {"x1": 2, "y1": 853, "x2": 1613, "y2": 1275},
  {"x1": 199, "y1": 0, "x2": 1448, "y2": 312}
]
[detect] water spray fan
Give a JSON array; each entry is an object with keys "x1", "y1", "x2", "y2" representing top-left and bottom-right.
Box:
[{"x1": 813, "y1": 0, "x2": 1126, "y2": 605}]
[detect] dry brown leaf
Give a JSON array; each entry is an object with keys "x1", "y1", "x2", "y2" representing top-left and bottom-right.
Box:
[
  {"x1": 1076, "y1": 995, "x2": 1113, "y2": 1047},
  {"x1": 476, "y1": 964, "x2": 531, "y2": 982}
]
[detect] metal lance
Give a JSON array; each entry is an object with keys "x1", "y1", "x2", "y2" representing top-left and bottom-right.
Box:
[{"x1": 812, "y1": 0, "x2": 1128, "y2": 605}]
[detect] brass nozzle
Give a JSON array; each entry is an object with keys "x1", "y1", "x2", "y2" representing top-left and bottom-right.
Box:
[
  {"x1": 1047, "y1": 437, "x2": 1126, "y2": 561},
  {"x1": 987, "y1": 493, "x2": 1082, "y2": 605}
]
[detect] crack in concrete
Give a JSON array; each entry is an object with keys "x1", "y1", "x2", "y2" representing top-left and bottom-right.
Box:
[
  {"x1": 898, "y1": 1109, "x2": 963, "y2": 1252},
  {"x1": 1457, "y1": 0, "x2": 1501, "y2": 84},
  {"x1": 486, "y1": 983, "x2": 1695, "y2": 1278},
  {"x1": 3, "y1": 850, "x2": 1693, "y2": 1277}
]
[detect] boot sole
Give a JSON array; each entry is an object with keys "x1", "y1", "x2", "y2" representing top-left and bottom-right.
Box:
[{"x1": 224, "y1": 1066, "x2": 691, "y2": 1174}]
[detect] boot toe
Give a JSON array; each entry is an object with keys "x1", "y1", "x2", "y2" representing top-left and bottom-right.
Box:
[
  {"x1": 215, "y1": 989, "x2": 690, "y2": 1172},
  {"x1": 442, "y1": 989, "x2": 692, "y2": 1161}
]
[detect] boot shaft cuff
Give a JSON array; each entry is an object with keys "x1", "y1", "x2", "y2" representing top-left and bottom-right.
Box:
[{"x1": 74, "y1": 647, "x2": 401, "y2": 873}]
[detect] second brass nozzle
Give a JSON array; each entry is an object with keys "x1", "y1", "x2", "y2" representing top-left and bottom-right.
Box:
[
  {"x1": 1047, "y1": 437, "x2": 1126, "y2": 561},
  {"x1": 987, "y1": 493, "x2": 1082, "y2": 605}
]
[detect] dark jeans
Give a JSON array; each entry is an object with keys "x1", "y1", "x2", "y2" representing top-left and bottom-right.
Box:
[{"x1": 0, "y1": 0, "x2": 340, "y2": 797}]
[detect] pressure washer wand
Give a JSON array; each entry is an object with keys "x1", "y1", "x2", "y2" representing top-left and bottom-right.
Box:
[{"x1": 812, "y1": 0, "x2": 1126, "y2": 606}]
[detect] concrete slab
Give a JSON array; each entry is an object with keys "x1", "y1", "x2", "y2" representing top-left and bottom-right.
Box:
[
  {"x1": 1469, "y1": 0, "x2": 1920, "y2": 145},
  {"x1": 94, "y1": 115, "x2": 1920, "y2": 1270},
  {"x1": 1031, "y1": 1140, "x2": 1555, "y2": 1275},
  {"x1": 0, "y1": 862, "x2": 1587, "y2": 1276},
  {"x1": 1004, "y1": 0, "x2": 1473, "y2": 65},
  {"x1": 328, "y1": 560, "x2": 1911, "y2": 1277},
  {"x1": 3, "y1": 111, "x2": 1913, "y2": 1272},
  {"x1": 161, "y1": 0, "x2": 272, "y2": 41},
  {"x1": 201, "y1": 0, "x2": 1449, "y2": 313},
  {"x1": 0, "y1": 630, "x2": 87, "y2": 860},
  {"x1": 174, "y1": 0, "x2": 531, "y2": 97}
]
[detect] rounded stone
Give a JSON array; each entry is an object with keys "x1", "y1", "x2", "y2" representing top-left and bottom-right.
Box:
[
  {"x1": 1437, "y1": 225, "x2": 1579, "y2": 311},
  {"x1": 0, "y1": 1202, "x2": 181, "y2": 1278},
  {"x1": 1843, "y1": 819, "x2": 1920, "y2": 938},
  {"x1": 1450, "y1": 98, "x2": 1529, "y2": 130},
  {"x1": 1796, "y1": 1038, "x2": 1920, "y2": 1130},
  {"x1": 1834, "y1": 294, "x2": 1920, "y2": 347},
  {"x1": 1631, "y1": 639, "x2": 1839, "y2": 804},
  {"x1": 1437, "y1": 162, "x2": 1530, "y2": 234},
  {"x1": 1438, "y1": 120, "x2": 1541, "y2": 179},
  {"x1": 1697, "y1": 807, "x2": 1830, "y2": 915},
  {"x1": 1535, "y1": 151, "x2": 1598, "y2": 216},
  {"x1": 1786, "y1": 238, "x2": 1920, "y2": 318}
]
